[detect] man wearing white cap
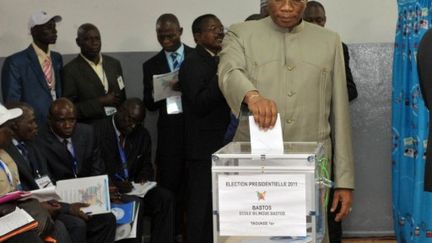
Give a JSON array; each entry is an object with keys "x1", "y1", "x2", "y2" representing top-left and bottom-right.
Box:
[{"x1": 1, "y1": 10, "x2": 63, "y2": 125}]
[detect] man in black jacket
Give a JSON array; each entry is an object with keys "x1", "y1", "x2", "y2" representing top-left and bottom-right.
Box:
[
  {"x1": 93, "y1": 98, "x2": 175, "y2": 243},
  {"x1": 142, "y1": 13, "x2": 192, "y2": 241},
  {"x1": 63, "y1": 23, "x2": 126, "y2": 124},
  {"x1": 179, "y1": 14, "x2": 230, "y2": 243},
  {"x1": 35, "y1": 98, "x2": 116, "y2": 243}
]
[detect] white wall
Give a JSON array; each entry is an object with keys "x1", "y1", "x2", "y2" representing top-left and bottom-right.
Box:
[{"x1": 0, "y1": 0, "x2": 397, "y2": 56}]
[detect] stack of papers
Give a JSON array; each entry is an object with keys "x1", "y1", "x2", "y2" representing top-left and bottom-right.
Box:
[{"x1": 0, "y1": 207, "x2": 38, "y2": 242}]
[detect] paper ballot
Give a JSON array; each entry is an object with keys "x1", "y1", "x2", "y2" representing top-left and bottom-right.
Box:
[
  {"x1": 153, "y1": 70, "x2": 181, "y2": 102},
  {"x1": 249, "y1": 114, "x2": 284, "y2": 154}
]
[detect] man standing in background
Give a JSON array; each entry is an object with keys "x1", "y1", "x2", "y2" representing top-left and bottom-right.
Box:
[
  {"x1": 63, "y1": 23, "x2": 126, "y2": 124},
  {"x1": 179, "y1": 14, "x2": 230, "y2": 243},
  {"x1": 1, "y1": 11, "x2": 63, "y2": 125},
  {"x1": 142, "y1": 13, "x2": 193, "y2": 242}
]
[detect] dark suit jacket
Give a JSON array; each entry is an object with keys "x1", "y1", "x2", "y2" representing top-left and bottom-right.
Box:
[
  {"x1": 179, "y1": 45, "x2": 230, "y2": 161},
  {"x1": 62, "y1": 54, "x2": 126, "y2": 123},
  {"x1": 4, "y1": 142, "x2": 50, "y2": 191},
  {"x1": 35, "y1": 123, "x2": 105, "y2": 182},
  {"x1": 142, "y1": 44, "x2": 193, "y2": 159},
  {"x1": 342, "y1": 43, "x2": 358, "y2": 101},
  {"x1": 417, "y1": 29, "x2": 432, "y2": 191},
  {"x1": 1, "y1": 45, "x2": 63, "y2": 124},
  {"x1": 93, "y1": 117, "x2": 154, "y2": 182}
]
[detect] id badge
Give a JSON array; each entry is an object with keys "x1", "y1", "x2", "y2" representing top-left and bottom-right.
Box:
[
  {"x1": 117, "y1": 76, "x2": 125, "y2": 90},
  {"x1": 35, "y1": 175, "x2": 53, "y2": 189},
  {"x1": 104, "y1": 106, "x2": 117, "y2": 116},
  {"x1": 166, "y1": 96, "x2": 183, "y2": 114}
]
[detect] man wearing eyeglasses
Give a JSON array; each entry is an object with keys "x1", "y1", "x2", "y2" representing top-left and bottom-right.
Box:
[
  {"x1": 218, "y1": 0, "x2": 354, "y2": 242},
  {"x1": 179, "y1": 14, "x2": 230, "y2": 243}
]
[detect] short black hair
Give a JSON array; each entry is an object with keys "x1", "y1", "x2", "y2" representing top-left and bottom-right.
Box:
[
  {"x1": 192, "y1": 14, "x2": 217, "y2": 34},
  {"x1": 77, "y1": 23, "x2": 99, "y2": 39},
  {"x1": 245, "y1": 14, "x2": 263, "y2": 21},
  {"x1": 156, "y1": 13, "x2": 180, "y2": 28},
  {"x1": 306, "y1": 1, "x2": 325, "y2": 13}
]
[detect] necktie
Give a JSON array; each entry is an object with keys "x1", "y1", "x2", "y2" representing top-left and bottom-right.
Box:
[
  {"x1": 63, "y1": 139, "x2": 78, "y2": 177},
  {"x1": 43, "y1": 58, "x2": 54, "y2": 89},
  {"x1": 171, "y1": 52, "x2": 180, "y2": 70},
  {"x1": 16, "y1": 142, "x2": 30, "y2": 166}
]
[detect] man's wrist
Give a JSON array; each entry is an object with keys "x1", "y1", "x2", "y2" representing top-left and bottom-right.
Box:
[{"x1": 244, "y1": 91, "x2": 260, "y2": 104}]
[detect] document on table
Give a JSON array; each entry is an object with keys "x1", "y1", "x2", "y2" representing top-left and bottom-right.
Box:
[
  {"x1": 153, "y1": 70, "x2": 182, "y2": 102},
  {"x1": 249, "y1": 113, "x2": 284, "y2": 154},
  {"x1": 56, "y1": 175, "x2": 111, "y2": 215}
]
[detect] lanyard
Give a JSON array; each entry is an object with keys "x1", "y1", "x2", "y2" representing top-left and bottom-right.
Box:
[
  {"x1": 115, "y1": 135, "x2": 129, "y2": 181},
  {"x1": 0, "y1": 160, "x2": 14, "y2": 187}
]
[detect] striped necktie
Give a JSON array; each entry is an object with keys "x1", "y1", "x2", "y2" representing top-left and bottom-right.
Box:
[
  {"x1": 171, "y1": 52, "x2": 180, "y2": 70},
  {"x1": 43, "y1": 58, "x2": 54, "y2": 89}
]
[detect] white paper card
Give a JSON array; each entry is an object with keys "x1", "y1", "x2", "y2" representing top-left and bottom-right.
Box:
[
  {"x1": 153, "y1": 70, "x2": 182, "y2": 102},
  {"x1": 249, "y1": 114, "x2": 284, "y2": 154},
  {"x1": 0, "y1": 207, "x2": 35, "y2": 236},
  {"x1": 166, "y1": 96, "x2": 183, "y2": 114},
  {"x1": 126, "y1": 181, "x2": 157, "y2": 198},
  {"x1": 104, "y1": 106, "x2": 117, "y2": 116},
  {"x1": 117, "y1": 76, "x2": 125, "y2": 90},
  {"x1": 218, "y1": 174, "x2": 307, "y2": 236},
  {"x1": 35, "y1": 175, "x2": 53, "y2": 189},
  {"x1": 56, "y1": 175, "x2": 111, "y2": 215},
  {"x1": 30, "y1": 186, "x2": 61, "y2": 202}
]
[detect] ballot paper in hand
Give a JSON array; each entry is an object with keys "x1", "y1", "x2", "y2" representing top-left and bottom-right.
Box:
[
  {"x1": 153, "y1": 70, "x2": 181, "y2": 102},
  {"x1": 249, "y1": 113, "x2": 284, "y2": 154}
]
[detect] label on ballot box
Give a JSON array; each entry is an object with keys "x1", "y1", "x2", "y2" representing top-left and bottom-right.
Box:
[{"x1": 218, "y1": 174, "x2": 306, "y2": 236}]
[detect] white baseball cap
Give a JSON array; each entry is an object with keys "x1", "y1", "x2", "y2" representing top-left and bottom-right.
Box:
[
  {"x1": 0, "y1": 104, "x2": 23, "y2": 126},
  {"x1": 28, "y1": 10, "x2": 62, "y2": 31}
]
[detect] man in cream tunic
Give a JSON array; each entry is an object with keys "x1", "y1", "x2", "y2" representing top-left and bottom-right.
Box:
[{"x1": 218, "y1": 0, "x2": 354, "y2": 240}]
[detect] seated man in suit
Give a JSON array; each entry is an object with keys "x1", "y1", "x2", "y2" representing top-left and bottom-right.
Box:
[
  {"x1": 179, "y1": 14, "x2": 230, "y2": 243},
  {"x1": 93, "y1": 98, "x2": 174, "y2": 243},
  {"x1": 1, "y1": 10, "x2": 63, "y2": 125},
  {"x1": 35, "y1": 98, "x2": 116, "y2": 243},
  {"x1": 63, "y1": 23, "x2": 126, "y2": 124},
  {"x1": 5, "y1": 102, "x2": 113, "y2": 243},
  {"x1": 0, "y1": 103, "x2": 70, "y2": 243}
]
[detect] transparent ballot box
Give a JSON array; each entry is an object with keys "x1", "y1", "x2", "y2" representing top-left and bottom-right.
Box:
[{"x1": 211, "y1": 142, "x2": 328, "y2": 243}]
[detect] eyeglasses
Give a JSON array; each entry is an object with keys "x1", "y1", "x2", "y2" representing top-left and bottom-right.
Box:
[
  {"x1": 272, "y1": 0, "x2": 306, "y2": 7},
  {"x1": 203, "y1": 25, "x2": 225, "y2": 34}
]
